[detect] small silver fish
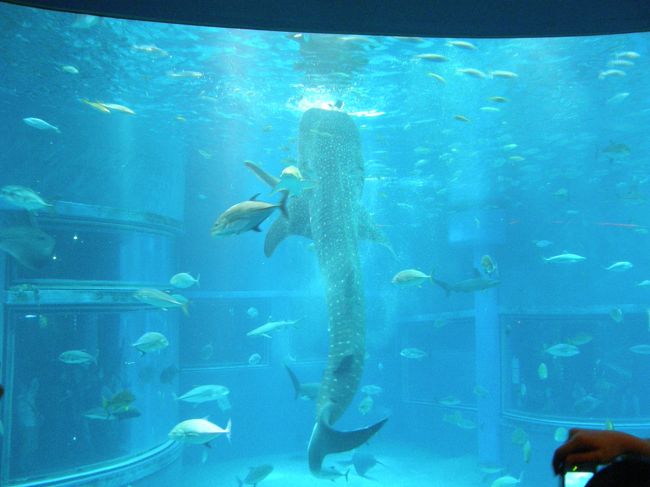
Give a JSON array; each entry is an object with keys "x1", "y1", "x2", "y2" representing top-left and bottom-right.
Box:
[
  {"x1": 59, "y1": 350, "x2": 97, "y2": 365},
  {"x1": 132, "y1": 332, "x2": 169, "y2": 354},
  {"x1": 134, "y1": 288, "x2": 189, "y2": 315},
  {"x1": 23, "y1": 117, "x2": 60, "y2": 133},
  {"x1": 400, "y1": 347, "x2": 427, "y2": 360},
  {"x1": 169, "y1": 272, "x2": 200, "y2": 288},
  {"x1": 1, "y1": 185, "x2": 52, "y2": 212}
]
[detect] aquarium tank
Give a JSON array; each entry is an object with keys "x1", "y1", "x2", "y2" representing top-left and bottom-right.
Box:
[{"x1": 1, "y1": 1, "x2": 650, "y2": 486}]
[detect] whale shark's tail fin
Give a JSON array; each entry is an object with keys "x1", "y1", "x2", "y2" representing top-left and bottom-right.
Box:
[{"x1": 308, "y1": 405, "x2": 388, "y2": 477}]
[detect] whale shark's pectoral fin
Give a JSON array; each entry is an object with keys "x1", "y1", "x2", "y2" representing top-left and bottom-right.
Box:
[
  {"x1": 264, "y1": 201, "x2": 395, "y2": 259},
  {"x1": 308, "y1": 404, "x2": 388, "y2": 477},
  {"x1": 244, "y1": 160, "x2": 280, "y2": 188},
  {"x1": 356, "y1": 207, "x2": 397, "y2": 259},
  {"x1": 264, "y1": 197, "x2": 312, "y2": 257}
]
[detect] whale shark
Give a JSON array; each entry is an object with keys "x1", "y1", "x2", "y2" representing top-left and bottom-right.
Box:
[{"x1": 248, "y1": 108, "x2": 388, "y2": 477}]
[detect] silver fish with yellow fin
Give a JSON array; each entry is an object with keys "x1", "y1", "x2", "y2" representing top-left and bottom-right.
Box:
[{"x1": 211, "y1": 194, "x2": 287, "y2": 237}]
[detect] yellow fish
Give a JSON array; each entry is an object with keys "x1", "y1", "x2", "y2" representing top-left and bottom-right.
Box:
[
  {"x1": 427, "y1": 72, "x2": 446, "y2": 84},
  {"x1": 415, "y1": 53, "x2": 448, "y2": 62},
  {"x1": 446, "y1": 40, "x2": 477, "y2": 50},
  {"x1": 490, "y1": 70, "x2": 519, "y2": 79},
  {"x1": 80, "y1": 98, "x2": 110, "y2": 113},
  {"x1": 537, "y1": 362, "x2": 548, "y2": 380}
]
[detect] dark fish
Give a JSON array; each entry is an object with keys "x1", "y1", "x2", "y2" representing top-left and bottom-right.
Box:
[
  {"x1": 0, "y1": 384, "x2": 4, "y2": 399},
  {"x1": 137, "y1": 365, "x2": 156, "y2": 384},
  {"x1": 103, "y1": 389, "x2": 136, "y2": 415},
  {"x1": 112, "y1": 407, "x2": 141, "y2": 420},
  {"x1": 237, "y1": 464, "x2": 273, "y2": 486},
  {"x1": 0, "y1": 226, "x2": 55, "y2": 270},
  {"x1": 339, "y1": 450, "x2": 384, "y2": 478},
  {"x1": 284, "y1": 365, "x2": 319, "y2": 401},
  {"x1": 160, "y1": 364, "x2": 179, "y2": 384},
  {"x1": 433, "y1": 269, "x2": 500, "y2": 296}
]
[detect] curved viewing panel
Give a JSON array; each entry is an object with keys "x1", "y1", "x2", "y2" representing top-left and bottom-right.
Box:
[{"x1": 1, "y1": 2, "x2": 650, "y2": 486}]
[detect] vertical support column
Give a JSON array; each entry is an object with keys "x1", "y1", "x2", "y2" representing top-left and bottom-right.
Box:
[
  {"x1": 472, "y1": 209, "x2": 504, "y2": 467},
  {"x1": 474, "y1": 248, "x2": 501, "y2": 466},
  {"x1": 449, "y1": 208, "x2": 504, "y2": 466}
]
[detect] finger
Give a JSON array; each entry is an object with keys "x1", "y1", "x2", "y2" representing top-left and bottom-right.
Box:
[
  {"x1": 552, "y1": 433, "x2": 591, "y2": 474},
  {"x1": 553, "y1": 443, "x2": 574, "y2": 474},
  {"x1": 553, "y1": 436, "x2": 579, "y2": 465},
  {"x1": 568, "y1": 428, "x2": 585, "y2": 439},
  {"x1": 564, "y1": 451, "x2": 600, "y2": 469}
]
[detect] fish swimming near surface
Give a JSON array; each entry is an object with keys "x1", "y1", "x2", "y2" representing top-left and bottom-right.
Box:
[
  {"x1": 604, "y1": 261, "x2": 633, "y2": 272},
  {"x1": 0, "y1": 226, "x2": 55, "y2": 270},
  {"x1": 22, "y1": 117, "x2": 60, "y2": 133},
  {"x1": 99, "y1": 103, "x2": 136, "y2": 115},
  {"x1": 433, "y1": 269, "x2": 500, "y2": 296},
  {"x1": 255, "y1": 109, "x2": 387, "y2": 477},
  {"x1": 210, "y1": 193, "x2": 288, "y2": 237},
  {"x1": 542, "y1": 253, "x2": 586, "y2": 263},
  {"x1": 237, "y1": 464, "x2": 274, "y2": 487},
  {"x1": 284, "y1": 364, "x2": 320, "y2": 400}
]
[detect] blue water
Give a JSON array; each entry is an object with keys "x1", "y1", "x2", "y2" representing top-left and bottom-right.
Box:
[{"x1": 1, "y1": 3, "x2": 650, "y2": 486}]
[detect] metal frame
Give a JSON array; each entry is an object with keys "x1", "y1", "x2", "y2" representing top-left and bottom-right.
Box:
[
  {"x1": 0, "y1": 202, "x2": 184, "y2": 486},
  {"x1": 7, "y1": 441, "x2": 181, "y2": 487}
]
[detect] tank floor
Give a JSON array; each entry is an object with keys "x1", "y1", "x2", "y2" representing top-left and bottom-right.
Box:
[{"x1": 178, "y1": 443, "x2": 487, "y2": 486}]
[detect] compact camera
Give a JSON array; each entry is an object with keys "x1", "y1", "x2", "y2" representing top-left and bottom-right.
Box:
[{"x1": 562, "y1": 463, "x2": 598, "y2": 487}]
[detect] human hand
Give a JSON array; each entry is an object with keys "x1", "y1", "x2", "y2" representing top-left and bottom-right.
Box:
[{"x1": 552, "y1": 428, "x2": 650, "y2": 474}]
